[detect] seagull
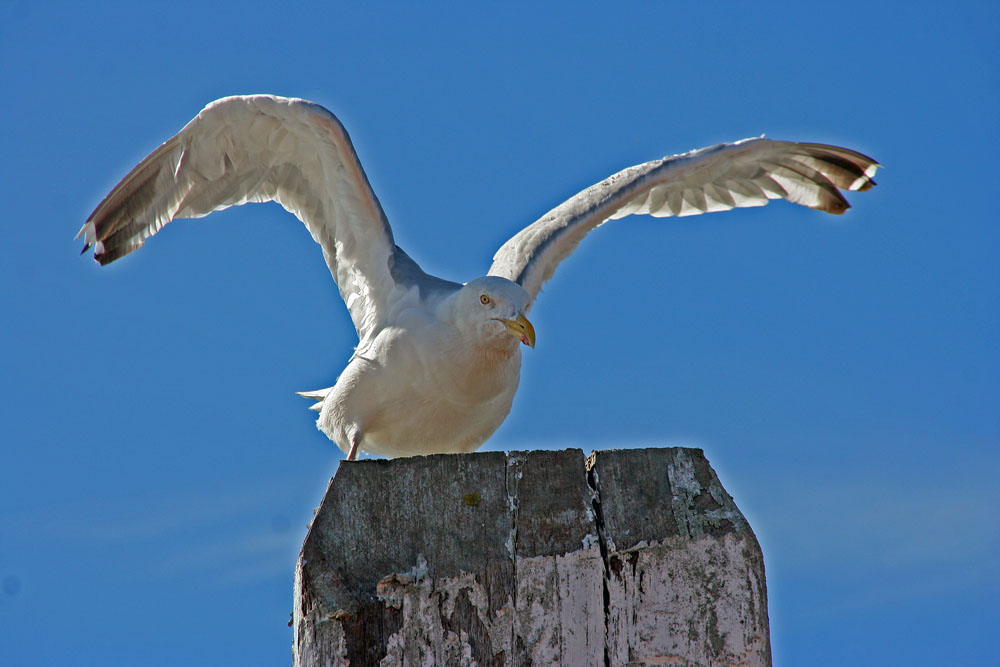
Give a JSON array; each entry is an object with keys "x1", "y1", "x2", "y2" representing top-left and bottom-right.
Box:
[{"x1": 79, "y1": 95, "x2": 878, "y2": 460}]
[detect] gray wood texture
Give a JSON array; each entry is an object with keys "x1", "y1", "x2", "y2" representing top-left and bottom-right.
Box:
[{"x1": 293, "y1": 448, "x2": 770, "y2": 666}]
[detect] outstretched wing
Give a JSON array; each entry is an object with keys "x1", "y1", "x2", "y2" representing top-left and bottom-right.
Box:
[
  {"x1": 78, "y1": 95, "x2": 448, "y2": 344},
  {"x1": 489, "y1": 137, "x2": 879, "y2": 305}
]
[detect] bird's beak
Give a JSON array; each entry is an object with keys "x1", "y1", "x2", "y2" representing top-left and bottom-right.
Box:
[{"x1": 503, "y1": 314, "x2": 536, "y2": 348}]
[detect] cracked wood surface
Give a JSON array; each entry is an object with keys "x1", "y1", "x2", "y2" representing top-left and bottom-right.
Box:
[{"x1": 293, "y1": 448, "x2": 770, "y2": 666}]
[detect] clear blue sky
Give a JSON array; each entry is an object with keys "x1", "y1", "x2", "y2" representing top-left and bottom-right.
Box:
[{"x1": 2, "y1": 2, "x2": 997, "y2": 665}]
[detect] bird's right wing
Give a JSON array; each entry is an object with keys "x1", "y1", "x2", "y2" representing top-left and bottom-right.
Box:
[
  {"x1": 489, "y1": 137, "x2": 879, "y2": 306},
  {"x1": 78, "y1": 95, "x2": 438, "y2": 344}
]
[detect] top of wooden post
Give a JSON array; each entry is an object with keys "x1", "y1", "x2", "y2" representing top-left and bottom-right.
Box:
[{"x1": 294, "y1": 448, "x2": 770, "y2": 666}]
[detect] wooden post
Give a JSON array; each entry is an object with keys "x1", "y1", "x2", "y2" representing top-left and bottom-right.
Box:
[{"x1": 293, "y1": 448, "x2": 770, "y2": 666}]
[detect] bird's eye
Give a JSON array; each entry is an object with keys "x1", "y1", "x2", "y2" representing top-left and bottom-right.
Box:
[{"x1": 480, "y1": 294, "x2": 490, "y2": 305}]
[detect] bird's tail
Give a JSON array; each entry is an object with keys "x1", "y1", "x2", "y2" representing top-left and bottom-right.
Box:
[{"x1": 297, "y1": 387, "x2": 332, "y2": 412}]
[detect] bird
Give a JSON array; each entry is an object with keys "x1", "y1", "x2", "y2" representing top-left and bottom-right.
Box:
[{"x1": 79, "y1": 95, "x2": 878, "y2": 460}]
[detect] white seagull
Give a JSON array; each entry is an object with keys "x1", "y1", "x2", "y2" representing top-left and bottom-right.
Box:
[{"x1": 79, "y1": 95, "x2": 878, "y2": 460}]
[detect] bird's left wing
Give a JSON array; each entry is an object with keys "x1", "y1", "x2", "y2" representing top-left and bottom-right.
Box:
[
  {"x1": 78, "y1": 95, "x2": 431, "y2": 344},
  {"x1": 489, "y1": 137, "x2": 879, "y2": 306}
]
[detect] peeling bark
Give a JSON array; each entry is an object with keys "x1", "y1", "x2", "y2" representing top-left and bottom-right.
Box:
[{"x1": 293, "y1": 448, "x2": 770, "y2": 666}]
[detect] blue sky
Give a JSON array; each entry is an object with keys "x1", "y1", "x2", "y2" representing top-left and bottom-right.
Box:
[{"x1": 1, "y1": 2, "x2": 997, "y2": 665}]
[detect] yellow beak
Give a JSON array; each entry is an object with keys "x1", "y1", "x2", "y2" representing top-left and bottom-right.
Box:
[{"x1": 503, "y1": 314, "x2": 536, "y2": 348}]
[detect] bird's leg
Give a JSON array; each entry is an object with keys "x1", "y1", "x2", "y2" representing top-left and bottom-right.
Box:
[{"x1": 346, "y1": 431, "x2": 361, "y2": 461}]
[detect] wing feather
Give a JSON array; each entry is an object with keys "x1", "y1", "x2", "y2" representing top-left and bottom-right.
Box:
[
  {"x1": 702, "y1": 183, "x2": 736, "y2": 212},
  {"x1": 489, "y1": 137, "x2": 879, "y2": 304},
  {"x1": 78, "y1": 95, "x2": 450, "y2": 343},
  {"x1": 725, "y1": 179, "x2": 770, "y2": 207}
]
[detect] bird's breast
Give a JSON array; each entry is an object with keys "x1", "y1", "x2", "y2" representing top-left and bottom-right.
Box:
[
  {"x1": 320, "y1": 320, "x2": 524, "y2": 457},
  {"x1": 430, "y1": 336, "x2": 522, "y2": 404}
]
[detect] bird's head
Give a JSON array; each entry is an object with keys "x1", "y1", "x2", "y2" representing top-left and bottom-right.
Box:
[{"x1": 449, "y1": 276, "x2": 535, "y2": 349}]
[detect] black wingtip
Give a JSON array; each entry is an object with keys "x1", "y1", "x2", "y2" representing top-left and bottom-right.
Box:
[{"x1": 80, "y1": 242, "x2": 91, "y2": 256}]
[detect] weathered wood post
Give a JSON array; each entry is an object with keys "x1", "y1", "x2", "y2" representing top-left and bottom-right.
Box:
[{"x1": 293, "y1": 448, "x2": 770, "y2": 666}]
